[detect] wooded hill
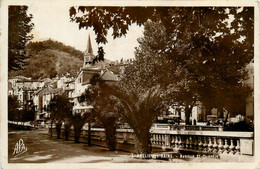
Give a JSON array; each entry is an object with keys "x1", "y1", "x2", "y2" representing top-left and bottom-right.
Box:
[{"x1": 9, "y1": 39, "x2": 84, "y2": 79}]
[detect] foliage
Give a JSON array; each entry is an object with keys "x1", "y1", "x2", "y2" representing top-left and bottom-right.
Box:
[
  {"x1": 83, "y1": 72, "x2": 166, "y2": 153},
  {"x1": 88, "y1": 76, "x2": 165, "y2": 153},
  {"x1": 8, "y1": 96, "x2": 35, "y2": 123},
  {"x1": 26, "y1": 39, "x2": 84, "y2": 59},
  {"x1": 73, "y1": 7, "x2": 254, "y2": 123},
  {"x1": 49, "y1": 93, "x2": 73, "y2": 139},
  {"x1": 9, "y1": 40, "x2": 84, "y2": 79},
  {"x1": 112, "y1": 84, "x2": 166, "y2": 154},
  {"x1": 64, "y1": 122, "x2": 72, "y2": 141},
  {"x1": 8, "y1": 95, "x2": 20, "y2": 121},
  {"x1": 8, "y1": 6, "x2": 34, "y2": 71},
  {"x1": 70, "y1": 6, "x2": 254, "y2": 150},
  {"x1": 22, "y1": 100, "x2": 36, "y2": 122},
  {"x1": 224, "y1": 121, "x2": 254, "y2": 131},
  {"x1": 50, "y1": 93, "x2": 73, "y2": 122}
]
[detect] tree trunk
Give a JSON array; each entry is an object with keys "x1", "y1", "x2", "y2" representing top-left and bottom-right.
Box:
[
  {"x1": 55, "y1": 122, "x2": 62, "y2": 139},
  {"x1": 104, "y1": 123, "x2": 117, "y2": 151},
  {"x1": 134, "y1": 130, "x2": 152, "y2": 155},
  {"x1": 88, "y1": 122, "x2": 91, "y2": 146},
  {"x1": 50, "y1": 120, "x2": 53, "y2": 137},
  {"x1": 64, "y1": 123, "x2": 71, "y2": 141},
  {"x1": 74, "y1": 125, "x2": 83, "y2": 143},
  {"x1": 74, "y1": 127, "x2": 80, "y2": 143}
]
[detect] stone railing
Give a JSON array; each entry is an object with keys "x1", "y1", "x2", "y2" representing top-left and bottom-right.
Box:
[
  {"x1": 152, "y1": 123, "x2": 223, "y2": 131},
  {"x1": 49, "y1": 127, "x2": 253, "y2": 156},
  {"x1": 150, "y1": 129, "x2": 253, "y2": 156}
]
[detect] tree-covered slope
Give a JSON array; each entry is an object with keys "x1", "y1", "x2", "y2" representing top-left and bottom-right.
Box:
[{"x1": 9, "y1": 39, "x2": 84, "y2": 79}]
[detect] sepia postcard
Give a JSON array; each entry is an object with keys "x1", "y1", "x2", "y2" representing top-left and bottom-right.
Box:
[{"x1": 0, "y1": 0, "x2": 259, "y2": 169}]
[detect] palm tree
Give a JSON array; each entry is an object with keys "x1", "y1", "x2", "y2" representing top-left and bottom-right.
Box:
[
  {"x1": 85, "y1": 74, "x2": 165, "y2": 154},
  {"x1": 110, "y1": 85, "x2": 165, "y2": 154}
]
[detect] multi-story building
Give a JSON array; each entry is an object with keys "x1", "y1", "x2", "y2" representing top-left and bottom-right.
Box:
[
  {"x1": 34, "y1": 86, "x2": 63, "y2": 120},
  {"x1": 9, "y1": 76, "x2": 32, "y2": 96},
  {"x1": 15, "y1": 79, "x2": 44, "y2": 106},
  {"x1": 63, "y1": 79, "x2": 75, "y2": 99}
]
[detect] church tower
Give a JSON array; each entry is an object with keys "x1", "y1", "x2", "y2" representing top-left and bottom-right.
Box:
[{"x1": 83, "y1": 34, "x2": 95, "y2": 67}]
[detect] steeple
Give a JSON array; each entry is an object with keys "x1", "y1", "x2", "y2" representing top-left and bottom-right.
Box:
[
  {"x1": 86, "y1": 34, "x2": 93, "y2": 54},
  {"x1": 83, "y1": 34, "x2": 95, "y2": 67}
]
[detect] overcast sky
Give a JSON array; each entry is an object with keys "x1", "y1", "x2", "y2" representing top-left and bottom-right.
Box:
[{"x1": 27, "y1": 3, "x2": 144, "y2": 61}]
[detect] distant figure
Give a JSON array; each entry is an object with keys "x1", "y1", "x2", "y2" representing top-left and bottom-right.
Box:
[{"x1": 98, "y1": 46, "x2": 105, "y2": 61}]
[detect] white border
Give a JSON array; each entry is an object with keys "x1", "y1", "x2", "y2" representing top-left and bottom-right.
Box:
[{"x1": 1, "y1": 0, "x2": 259, "y2": 169}]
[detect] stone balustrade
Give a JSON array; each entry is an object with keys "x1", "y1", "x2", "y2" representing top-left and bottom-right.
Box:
[
  {"x1": 49, "y1": 127, "x2": 253, "y2": 156},
  {"x1": 150, "y1": 129, "x2": 253, "y2": 156},
  {"x1": 152, "y1": 123, "x2": 223, "y2": 131}
]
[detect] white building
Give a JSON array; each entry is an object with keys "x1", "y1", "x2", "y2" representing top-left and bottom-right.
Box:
[{"x1": 72, "y1": 35, "x2": 119, "y2": 114}]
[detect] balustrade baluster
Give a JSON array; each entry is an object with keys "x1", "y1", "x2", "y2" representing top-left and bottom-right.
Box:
[
  {"x1": 171, "y1": 136, "x2": 175, "y2": 148},
  {"x1": 193, "y1": 136, "x2": 198, "y2": 150},
  {"x1": 198, "y1": 137, "x2": 203, "y2": 151},
  {"x1": 229, "y1": 139, "x2": 235, "y2": 154},
  {"x1": 186, "y1": 137, "x2": 190, "y2": 149},
  {"x1": 203, "y1": 137, "x2": 208, "y2": 152},
  {"x1": 155, "y1": 134, "x2": 158, "y2": 145},
  {"x1": 212, "y1": 137, "x2": 218, "y2": 153},
  {"x1": 153, "y1": 134, "x2": 156, "y2": 145},
  {"x1": 189, "y1": 136, "x2": 193, "y2": 149},
  {"x1": 183, "y1": 137, "x2": 189, "y2": 149},
  {"x1": 208, "y1": 137, "x2": 213, "y2": 152},
  {"x1": 178, "y1": 136, "x2": 183, "y2": 149},
  {"x1": 166, "y1": 135, "x2": 171, "y2": 147},
  {"x1": 158, "y1": 134, "x2": 161, "y2": 145},
  {"x1": 223, "y1": 139, "x2": 229, "y2": 154},
  {"x1": 235, "y1": 139, "x2": 240, "y2": 155},
  {"x1": 175, "y1": 136, "x2": 179, "y2": 149},
  {"x1": 218, "y1": 138, "x2": 224, "y2": 153},
  {"x1": 153, "y1": 135, "x2": 156, "y2": 145},
  {"x1": 182, "y1": 137, "x2": 186, "y2": 149},
  {"x1": 162, "y1": 135, "x2": 165, "y2": 146}
]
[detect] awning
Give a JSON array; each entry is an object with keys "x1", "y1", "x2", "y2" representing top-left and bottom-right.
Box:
[
  {"x1": 73, "y1": 105, "x2": 93, "y2": 110},
  {"x1": 72, "y1": 92, "x2": 85, "y2": 98}
]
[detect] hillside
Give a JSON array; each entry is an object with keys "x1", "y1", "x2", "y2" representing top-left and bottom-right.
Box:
[{"x1": 8, "y1": 40, "x2": 84, "y2": 79}]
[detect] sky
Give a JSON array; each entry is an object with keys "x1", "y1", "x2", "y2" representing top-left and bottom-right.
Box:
[{"x1": 27, "y1": 3, "x2": 144, "y2": 61}]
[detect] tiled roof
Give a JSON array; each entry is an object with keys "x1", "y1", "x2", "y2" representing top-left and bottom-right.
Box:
[
  {"x1": 101, "y1": 70, "x2": 119, "y2": 81},
  {"x1": 107, "y1": 66, "x2": 121, "y2": 74},
  {"x1": 39, "y1": 87, "x2": 62, "y2": 95},
  {"x1": 17, "y1": 79, "x2": 44, "y2": 83}
]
